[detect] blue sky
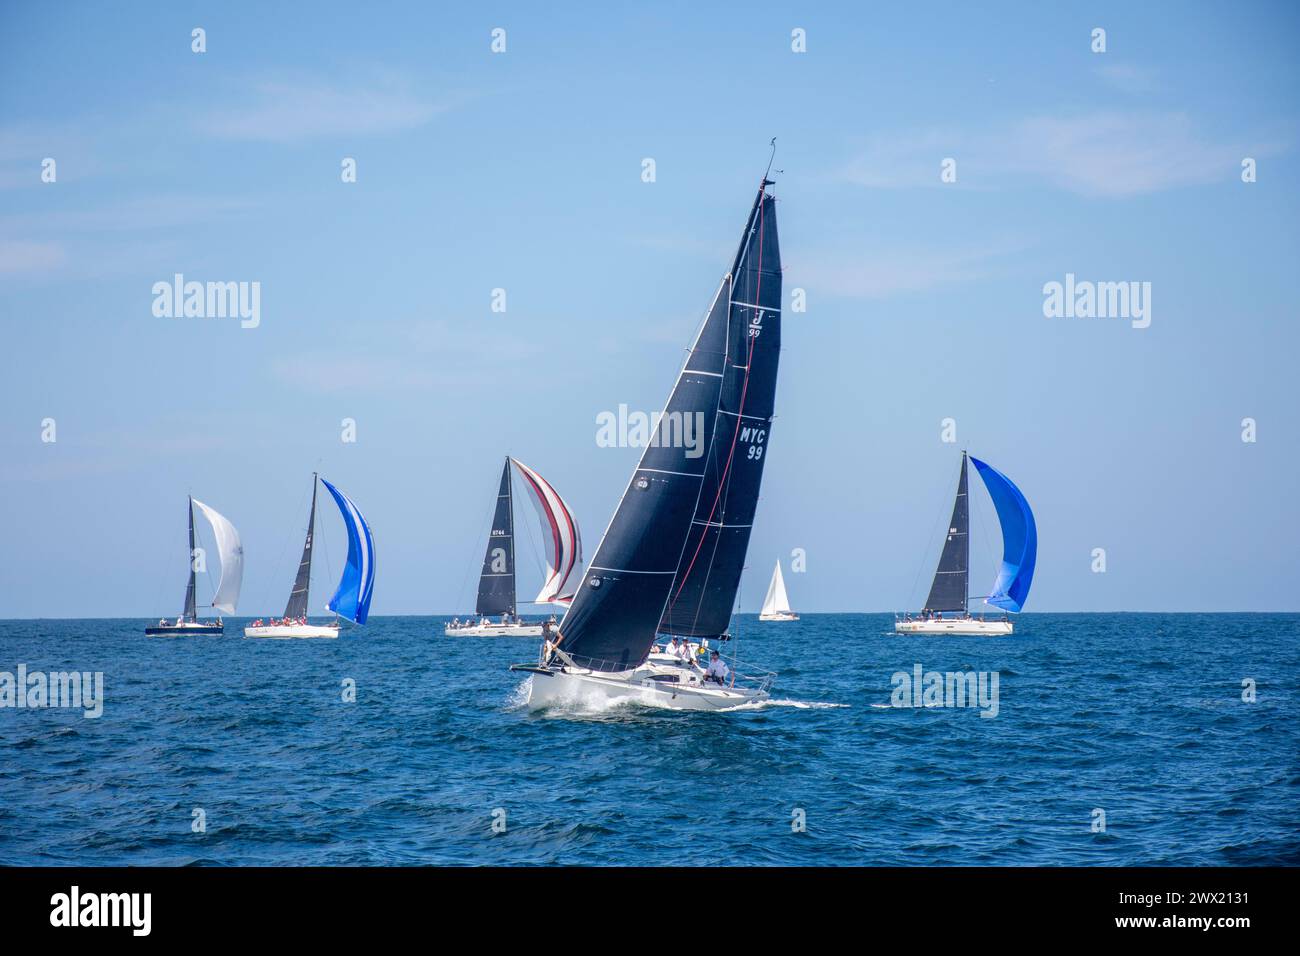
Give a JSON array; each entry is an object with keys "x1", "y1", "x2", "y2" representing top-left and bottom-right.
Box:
[{"x1": 2, "y1": 1, "x2": 1297, "y2": 616}]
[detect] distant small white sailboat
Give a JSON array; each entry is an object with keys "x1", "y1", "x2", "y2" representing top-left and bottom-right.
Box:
[
  {"x1": 245, "y1": 473, "x2": 375, "y2": 639},
  {"x1": 758, "y1": 560, "x2": 799, "y2": 621},
  {"x1": 446, "y1": 457, "x2": 582, "y2": 637},
  {"x1": 895, "y1": 451, "x2": 1035, "y2": 636},
  {"x1": 146, "y1": 496, "x2": 243, "y2": 637}
]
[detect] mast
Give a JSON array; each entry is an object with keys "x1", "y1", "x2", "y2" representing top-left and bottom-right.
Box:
[
  {"x1": 284, "y1": 474, "x2": 318, "y2": 620},
  {"x1": 506, "y1": 456, "x2": 517, "y2": 617},
  {"x1": 183, "y1": 496, "x2": 198, "y2": 622},
  {"x1": 924, "y1": 452, "x2": 970, "y2": 614}
]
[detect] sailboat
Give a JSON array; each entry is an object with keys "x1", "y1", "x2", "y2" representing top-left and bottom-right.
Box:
[
  {"x1": 146, "y1": 496, "x2": 243, "y2": 636},
  {"x1": 895, "y1": 451, "x2": 1036, "y2": 635},
  {"x1": 512, "y1": 169, "x2": 783, "y2": 710},
  {"x1": 758, "y1": 559, "x2": 799, "y2": 621},
  {"x1": 445, "y1": 457, "x2": 582, "y2": 637},
  {"x1": 244, "y1": 473, "x2": 376, "y2": 639}
]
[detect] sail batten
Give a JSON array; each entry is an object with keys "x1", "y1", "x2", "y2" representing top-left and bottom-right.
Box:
[
  {"x1": 321, "y1": 478, "x2": 375, "y2": 625},
  {"x1": 558, "y1": 183, "x2": 780, "y2": 670},
  {"x1": 970, "y1": 457, "x2": 1036, "y2": 613},
  {"x1": 191, "y1": 499, "x2": 244, "y2": 614},
  {"x1": 924, "y1": 453, "x2": 970, "y2": 613}
]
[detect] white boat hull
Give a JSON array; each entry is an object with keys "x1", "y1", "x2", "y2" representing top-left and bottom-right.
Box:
[
  {"x1": 519, "y1": 661, "x2": 767, "y2": 712},
  {"x1": 894, "y1": 618, "x2": 1013, "y2": 636},
  {"x1": 243, "y1": 624, "x2": 340, "y2": 639},
  {"x1": 758, "y1": 611, "x2": 799, "y2": 622},
  {"x1": 444, "y1": 622, "x2": 544, "y2": 637}
]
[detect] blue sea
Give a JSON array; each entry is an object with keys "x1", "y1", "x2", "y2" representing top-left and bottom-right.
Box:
[{"x1": 1, "y1": 614, "x2": 1296, "y2": 866}]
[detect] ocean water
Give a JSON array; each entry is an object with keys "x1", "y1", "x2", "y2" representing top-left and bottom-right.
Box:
[{"x1": 1, "y1": 613, "x2": 1296, "y2": 866}]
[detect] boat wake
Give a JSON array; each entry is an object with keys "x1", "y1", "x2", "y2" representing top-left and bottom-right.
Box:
[{"x1": 718, "y1": 697, "x2": 848, "y2": 712}]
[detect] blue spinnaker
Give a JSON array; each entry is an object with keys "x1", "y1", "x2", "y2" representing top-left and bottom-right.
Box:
[
  {"x1": 970, "y1": 457, "x2": 1036, "y2": 613},
  {"x1": 321, "y1": 477, "x2": 375, "y2": 625}
]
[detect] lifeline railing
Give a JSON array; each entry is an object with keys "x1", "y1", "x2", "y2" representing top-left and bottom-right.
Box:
[{"x1": 534, "y1": 642, "x2": 776, "y2": 694}]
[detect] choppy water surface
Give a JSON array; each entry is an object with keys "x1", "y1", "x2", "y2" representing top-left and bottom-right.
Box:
[{"x1": 1, "y1": 614, "x2": 1296, "y2": 865}]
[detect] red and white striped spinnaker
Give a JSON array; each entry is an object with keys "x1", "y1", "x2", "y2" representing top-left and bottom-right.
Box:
[{"x1": 511, "y1": 458, "x2": 583, "y2": 605}]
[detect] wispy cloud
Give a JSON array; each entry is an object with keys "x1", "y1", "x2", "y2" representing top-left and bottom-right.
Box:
[
  {"x1": 1094, "y1": 63, "x2": 1159, "y2": 94},
  {"x1": 0, "y1": 238, "x2": 65, "y2": 275},
  {"x1": 267, "y1": 318, "x2": 545, "y2": 393},
  {"x1": 838, "y1": 111, "x2": 1279, "y2": 198},
  {"x1": 201, "y1": 72, "x2": 456, "y2": 143},
  {"x1": 0, "y1": 195, "x2": 256, "y2": 235},
  {"x1": 0, "y1": 122, "x2": 97, "y2": 190},
  {"x1": 1004, "y1": 112, "x2": 1248, "y2": 197},
  {"x1": 0, "y1": 196, "x2": 253, "y2": 280},
  {"x1": 791, "y1": 241, "x2": 1024, "y2": 301}
]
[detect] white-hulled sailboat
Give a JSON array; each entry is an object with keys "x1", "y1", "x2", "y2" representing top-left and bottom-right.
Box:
[
  {"x1": 244, "y1": 473, "x2": 375, "y2": 639},
  {"x1": 445, "y1": 457, "x2": 582, "y2": 637},
  {"x1": 511, "y1": 167, "x2": 784, "y2": 710},
  {"x1": 895, "y1": 451, "x2": 1036, "y2": 635},
  {"x1": 758, "y1": 559, "x2": 799, "y2": 621},
  {"x1": 146, "y1": 497, "x2": 243, "y2": 636}
]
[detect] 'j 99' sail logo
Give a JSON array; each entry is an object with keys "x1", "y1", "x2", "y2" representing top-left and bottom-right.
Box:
[
  {"x1": 740, "y1": 425, "x2": 767, "y2": 460},
  {"x1": 748, "y1": 309, "x2": 765, "y2": 338}
]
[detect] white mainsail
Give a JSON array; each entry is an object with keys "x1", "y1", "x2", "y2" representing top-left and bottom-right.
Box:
[
  {"x1": 191, "y1": 499, "x2": 244, "y2": 614},
  {"x1": 760, "y1": 560, "x2": 791, "y2": 616}
]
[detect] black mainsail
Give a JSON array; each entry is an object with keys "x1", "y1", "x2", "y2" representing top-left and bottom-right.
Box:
[
  {"x1": 924, "y1": 452, "x2": 970, "y2": 613},
  {"x1": 659, "y1": 183, "x2": 782, "y2": 638},
  {"x1": 283, "y1": 475, "x2": 317, "y2": 619},
  {"x1": 476, "y1": 458, "x2": 516, "y2": 617},
  {"x1": 182, "y1": 496, "x2": 198, "y2": 622},
  {"x1": 557, "y1": 181, "x2": 780, "y2": 670}
]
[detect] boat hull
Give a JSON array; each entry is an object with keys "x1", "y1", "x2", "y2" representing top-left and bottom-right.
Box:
[
  {"x1": 758, "y1": 611, "x2": 800, "y2": 622},
  {"x1": 894, "y1": 618, "x2": 1013, "y2": 636},
  {"x1": 444, "y1": 622, "x2": 544, "y2": 637},
  {"x1": 243, "y1": 624, "x2": 339, "y2": 639},
  {"x1": 516, "y1": 663, "x2": 768, "y2": 712},
  {"x1": 145, "y1": 623, "x2": 224, "y2": 637}
]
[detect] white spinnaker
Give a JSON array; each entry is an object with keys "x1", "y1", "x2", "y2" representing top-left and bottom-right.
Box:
[
  {"x1": 761, "y1": 560, "x2": 790, "y2": 615},
  {"x1": 191, "y1": 499, "x2": 244, "y2": 613},
  {"x1": 511, "y1": 458, "x2": 582, "y2": 604}
]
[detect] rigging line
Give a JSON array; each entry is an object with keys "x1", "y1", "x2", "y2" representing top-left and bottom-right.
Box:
[
  {"x1": 672, "y1": 183, "x2": 768, "y2": 615},
  {"x1": 454, "y1": 462, "x2": 498, "y2": 615},
  {"x1": 907, "y1": 453, "x2": 960, "y2": 610},
  {"x1": 260, "y1": 476, "x2": 309, "y2": 615}
]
